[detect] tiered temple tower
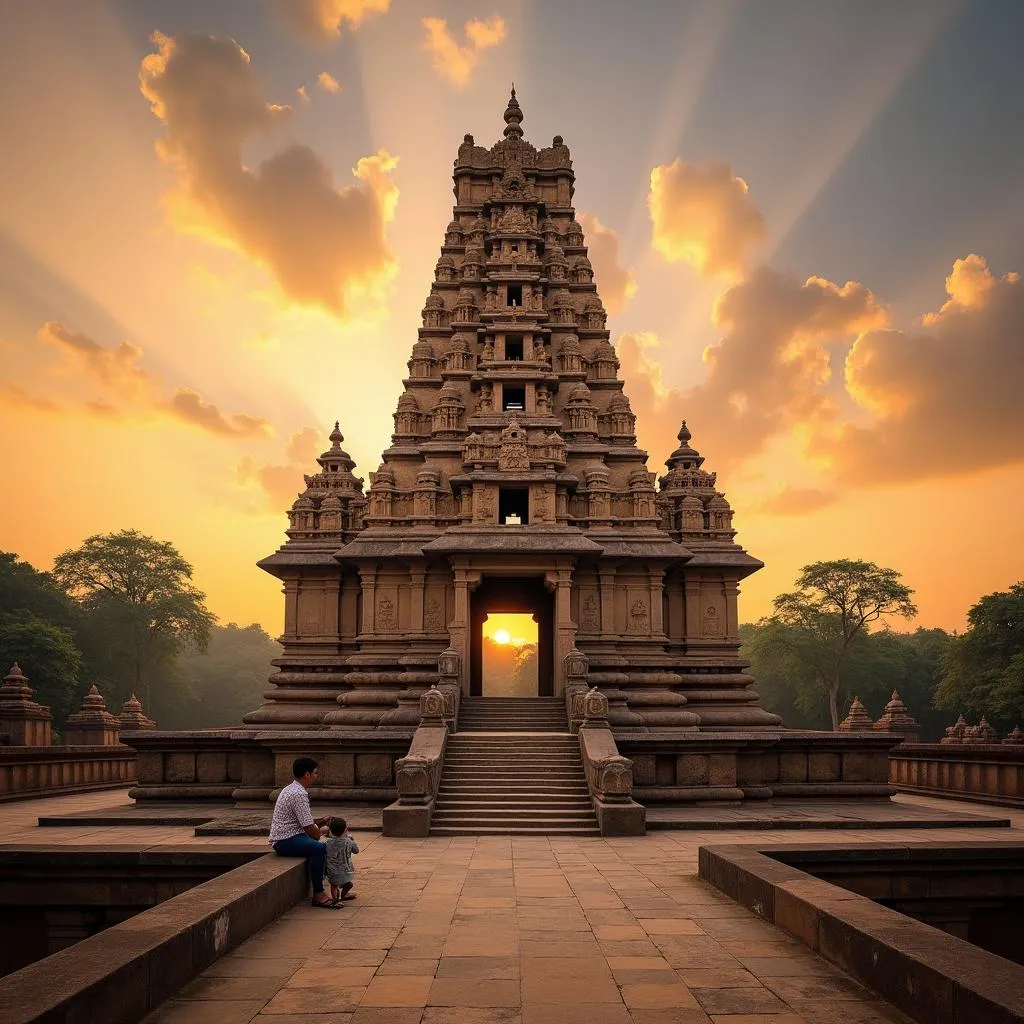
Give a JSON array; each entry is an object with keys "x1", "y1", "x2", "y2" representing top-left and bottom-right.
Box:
[{"x1": 252, "y1": 90, "x2": 781, "y2": 736}]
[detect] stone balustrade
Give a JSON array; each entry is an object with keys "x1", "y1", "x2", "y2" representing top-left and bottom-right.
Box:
[
  {"x1": 576, "y1": 683, "x2": 645, "y2": 835},
  {"x1": 383, "y1": 681, "x2": 451, "y2": 836}
]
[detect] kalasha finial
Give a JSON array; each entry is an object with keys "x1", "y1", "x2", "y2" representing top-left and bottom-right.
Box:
[
  {"x1": 677, "y1": 420, "x2": 691, "y2": 444},
  {"x1": 329, "y1": 421, "x2": 343, "y2": 447},
  {"x1": 503, "y1": 85, "x2": 523, "y2": 139}
]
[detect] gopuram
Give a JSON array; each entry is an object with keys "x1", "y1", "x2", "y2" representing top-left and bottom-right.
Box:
[{"x1": 127, "y1": 91, "x2": 895, "y2": 833}]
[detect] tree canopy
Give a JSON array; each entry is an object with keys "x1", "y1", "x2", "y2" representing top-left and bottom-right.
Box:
[
  {"x1": 769, "y1": 559, "x2": 918, "y2": 729},
  {"x1": 935, "y1": 581, "x2": 1024, "y2": 727},
  {"x1": 52, "y1": 530, "x2": 215, "y2": 706}
]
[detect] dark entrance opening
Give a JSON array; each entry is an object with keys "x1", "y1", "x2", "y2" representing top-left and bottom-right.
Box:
[
  {"x1": 505, "y1": 335, "x2": 523, "y2": 360},
  {"x1": 507, "y1": 284, "x2": 523, "y2": 307},
  {"x1": 499, "y1": 487, "x2": 529, "y2": 525},
  {"x1": 502, "y1": 384, "x2": 525, "y2": 411},
  {"x1": 470, "y1": 577, "x2": 553, "y2": 697}
]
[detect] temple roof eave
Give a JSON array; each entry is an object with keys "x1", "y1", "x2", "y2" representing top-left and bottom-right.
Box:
[{"x1": 421, "y1": 527, "x2": 604, "y2": 557}]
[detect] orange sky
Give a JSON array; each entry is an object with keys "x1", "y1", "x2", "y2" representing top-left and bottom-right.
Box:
[{"x1": 1, "y1": 1, "x2": 1022, "y2": 637}]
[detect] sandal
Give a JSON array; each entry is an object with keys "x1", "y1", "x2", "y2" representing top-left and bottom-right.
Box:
[{"x1": 311, "y1": 897, "x2": 343, "y2": 909}]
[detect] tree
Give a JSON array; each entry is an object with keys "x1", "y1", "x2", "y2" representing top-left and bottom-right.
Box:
[
  {"x1": 771, "y1": 560, "x2": 918, "y2": 729},
  {"x1": 0, "y1": 615, "x2": 82, "y2": 726},
  {"x1": 52, "y1": 530, "x2": 216, "y2": 707},
  {"x1": 0, "y1": 551, "x2": 77, "y2": 627},
  {"x1": 935, "y1": 581, "x2": 1024, "y2": 727},
  {"x1": 170, "y1": 623, "x2": 281, "y2": 729}
]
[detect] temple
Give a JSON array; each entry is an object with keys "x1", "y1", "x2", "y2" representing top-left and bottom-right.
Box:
[{"x1": 126, "y1": 90, "x2": 895, "y2": 831}]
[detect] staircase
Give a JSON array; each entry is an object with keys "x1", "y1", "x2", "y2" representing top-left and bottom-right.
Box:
[{"x1": 431, "y1": 697, "x2": 599, "y2": 836}]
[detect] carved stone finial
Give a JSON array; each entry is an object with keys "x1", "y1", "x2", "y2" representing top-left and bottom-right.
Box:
[
  {"x1": 1004, "y1": 725, "x2": 1024, "y2": 745},
  {"x1": 0, "y1": 662, "x2": 52, "y2": 745},
  {"x1": 839, "y1": 696, "x2": 873, "y2": 732},
  {"x1": 503, "y1": 85, "x2": 524, "y2": 139},
  {"x1": 873, "y1": 689, "x2": 920, "y2": 743},
  {"x1": 119, "y1": 693, "x2": 156, "y2": 731},
  {"x1": 941, "y1": 714, "x2": 969, "y2": 744},
  {"x1": 65, "y1": 685, "x2": 119, "y2": 746}
]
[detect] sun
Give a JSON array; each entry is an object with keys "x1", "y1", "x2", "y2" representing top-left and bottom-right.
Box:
[{"x1": 493, "y1": 629, "x2": 511, "y2": 645}]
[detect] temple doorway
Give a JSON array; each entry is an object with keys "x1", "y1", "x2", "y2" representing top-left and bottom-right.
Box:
[{"x1": 470, "y1": 577, "x2": 554, "y2": 696}]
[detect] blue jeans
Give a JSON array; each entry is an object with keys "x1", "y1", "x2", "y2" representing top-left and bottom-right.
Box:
[{"x1": 272, "y1": 833, "x2": 326, "y2": 895}]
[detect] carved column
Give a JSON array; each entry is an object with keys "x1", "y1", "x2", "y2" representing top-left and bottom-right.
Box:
[
  {"x1": 324, "y1": 576, "x2": 341, "y2": 638},
  {"x1": 546, "y1": 563, "x2": 576, "y2": 696},
  {"x1": 648, "y1": 567, "x2": 665, "y2": 637},
  {"x1": 724, "y1": 578, "x2": 741, "y2": 643},
  {"x1": 359, "y1": 566, "x2": 378, "y2": 635},
  {"x1": 450, "y1": 565, "x2": 481, "y2": 695},
  {"x1": 282, "y1": 578, "x2": 300, "y2": 640},
  {"x1": 409, "y1": 565, "x2": 426, "y2": 634},
  {"x1": 683, "y1": 578, "x2": 702, "y2": 640},
  {"x1": 598, "y1": 566, "x2": 616, "y2": 635}
]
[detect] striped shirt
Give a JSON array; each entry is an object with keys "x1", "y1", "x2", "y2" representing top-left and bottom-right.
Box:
[{"x1": 268, "y1": 780, "x2": 314, "y2": 844}]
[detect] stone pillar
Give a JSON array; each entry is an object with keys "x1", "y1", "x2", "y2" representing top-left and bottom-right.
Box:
[
  {"x1": 409, "y1": 566, "x2": 426, "y2": 634},
  {"x1": 450, "y1": 566, "x2": 480, "y2": 695},
  {"x1": 598, "y1": 566, "x2": 616, "y2": 634},
  {"x1": 64, "y1": 686, "x2": 120, "y2": 746},
  {"x1": 0, "y1": 664, "x2": 52, "y2": 746},
  {"x1": 119, "y1": 694, "x2": 156, "y2": 732},
  {"x1": 647, "y1": 568, "x2": 665, "y2": 637},
  {"x1": 546, "y1": 564, "x2": 576, "y2": 696},
  {"x1": 683, "y1": 578, "x2": 702, "y2": 638},
  {"x1": 282, "y1": 578, "x2": 299, "y2": 640},
  {"x1": 359, "y1": 566, "x2": 378, "y2": 635}
]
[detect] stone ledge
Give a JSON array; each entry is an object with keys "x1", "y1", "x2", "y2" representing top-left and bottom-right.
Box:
[
  {"x1": 699, "y1": 842, "x2": 1024, "y2": 1024},
  {"x1": 0, "y1": 850, "x2": 307, "y2": 1024}
]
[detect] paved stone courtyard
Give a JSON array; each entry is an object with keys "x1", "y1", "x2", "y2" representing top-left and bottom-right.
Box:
[{"x1": 3, "y1": 789, "x2": 1019, "y2": 1023}]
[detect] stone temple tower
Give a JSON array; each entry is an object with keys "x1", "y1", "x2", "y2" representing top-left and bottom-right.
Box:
[{"x1": 251, "y1": 89, "x2": 782, "y2": 735}]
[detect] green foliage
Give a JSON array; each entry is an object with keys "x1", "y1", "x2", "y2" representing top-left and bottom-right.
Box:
[
  {"x1": 168, "y1": 623, "x2": 281, "y2": 729},
  {"x1": 0, "y1": 614, "x2": 82, "y2": 724},
  {"x1": 742, "y1": 620, "x2": 951, "y2": 739},
  {"x1": 935, "y1": 582, "x2": 1024, "y2": 728},
  {"x1": 771, "y1": 559, "x2": 917, "y2": 728},
  {"x1": 0, "y1": 552, "x2": 77, "y2": 626},
  {"x1": 53, "y1": 530, "x2": 216, "y2": 707}
]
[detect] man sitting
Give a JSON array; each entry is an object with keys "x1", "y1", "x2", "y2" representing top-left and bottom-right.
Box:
[{"x1": 269, "y1": 755, "x2": 340, "y2": 909}]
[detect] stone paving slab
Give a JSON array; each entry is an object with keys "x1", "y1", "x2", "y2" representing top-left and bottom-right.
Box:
[{"x1": 645, "y1": 798, "x2": 1011, "y2": 830}]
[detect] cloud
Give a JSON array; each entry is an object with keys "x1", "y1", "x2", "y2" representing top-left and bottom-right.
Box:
[
  {"x1": 165, "y1": 389, "x2": 272, "y2": 438},
  {"x1": 30, "y1": 321, "x2": 274, "y2": 440},
  {"x1": 38, "y1": 320, "x2": 152, "y2": 397},
  {"x1": 317, "y1": 71, "x2": 341, "y2": 93},
  {"x1": 578, "y1": 213, "x2": 637, "y2": 315},
  {"x1": 421, "y1": 15, "x2": 507, "y2": 87},
  {"x1": 297, "y1": 86, "x2": 309, "y2": 103},
  {"x1": 274, "y1": 0, "x2": 390, "y2": 42},
  {"x1": 140, "y1": 30, "x2": 398, "y2": 316},
  {"x1": 649, "y1": 158, "x2": 765, "y2": 278},
  {"x1": 617, "y1": 269, "x2": 886, "y2": 474},
  {"x1": 820, "y1": 254, "x2": 1024, "y2": 484},
  {"x1": 753, "y1": 486, "x2": 839, "y2": 516},
  {"x1": 0, "y1": 384, "x2": 61, "y2": 412},
  {"x1": 237, "y1": 426, "x2": 324, "y2": 510}
]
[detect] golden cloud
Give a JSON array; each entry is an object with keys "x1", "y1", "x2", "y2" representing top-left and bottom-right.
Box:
[
  {"x1": 38, "y1": 320, "x2": 152, "y2": 397},
  {"x1": 753, "y1": 486, "x2": 838, "y2": 516},
  {"x1": 649, "y1": 158, "x2": 765, "y2": 278},
  {"x1": 166, "y1": 389, "x2": 272, "y2": 438},
  {"x1": 823, "y1": 254, "x2": 1024, "y2": 483},
  {"x1": 237, "y1": 425, "x2": 326, "y2": 510},
  {"x1": 0, "y1": 384, "x2": 61, "y2": 413},
  {"x1": 140, "y1": 31, "x2": 398, "y2": 316},
  {"x1": 274, "y1": 0, "x2": 390, "y2": 41},
  {"x1": 30, "y1": 321, "x2": 274, "y2": 441},
  {"x1": 578, "y1": 213, "x2": 637, "y2": 315},
  {"x1": 421, "y1": 15, "x2": 507, "y2": 87},
  {"x1": 317, "y1": 71, "x2": 341, "y2": 93}
]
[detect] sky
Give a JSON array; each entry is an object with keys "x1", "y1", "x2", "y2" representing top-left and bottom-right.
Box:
[{"x1": 1, "y1": 0, "x2": 1022, "y2": 636}]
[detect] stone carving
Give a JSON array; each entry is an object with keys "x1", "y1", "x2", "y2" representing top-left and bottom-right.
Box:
[
  {"x1": 424, "y1": 598, "x2": 444, "y2": 633},
  {"x1": 595, "y1": 756, "x2": 633, "y2": 798},
  {"x1": 1004, "y1": 726, "x2": 1024, "y2": 745},
  {"x1": 476, "y1": 383, "x2": 494, "y2": 413},
  {"x1": 581, "y1": 593, "x2": 599, "y2": 631},
  {"x1": 629, "y1": 599, "x2": 648, "y2": 634},
  {"x1": 533, "y1": 486, "x2": 552, "y2": 522},
  {"x1": 966, "y1": 717, "x2": 998, "y2": 744},
  {"x1": 582, "y1": 687, "x2": 609, "y2": 723},
  {"x1": 119, "y1": 693, "x2": 156, "y2": 731},
  {"x1": 497, "y1": 415, "x2": 530, "y2": 470},
  {"x1": 395, "y1": 755, "x2": 432, "y2": 802},
  {"x1": 941, "y1": 714, "x2": 969, "y2": 744},
  {"x1": 419, "y1": 686, "x2": 446, "y2": 724},
  {"x1": 873, "y1": 690, "x2": 920, "y2": 743},
  {"x1": 702, "y1": 604, "x2": 724, "y2": 638},
  {"x1": 377, "y1": 597, "x2": 397, "y2": 632}
]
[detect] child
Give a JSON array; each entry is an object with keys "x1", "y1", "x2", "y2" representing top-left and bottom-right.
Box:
[{"x1": 323, "y1": 817, "x2": 359, "y2": 904}]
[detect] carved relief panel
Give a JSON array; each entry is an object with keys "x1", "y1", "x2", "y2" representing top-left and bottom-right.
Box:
[{"x1": 531, "y1": 483, "x2": 555, "y2": 523}]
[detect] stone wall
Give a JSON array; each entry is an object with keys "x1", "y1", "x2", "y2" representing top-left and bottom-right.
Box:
[
  {"x1": 0, "y1": 745, "x2": 137, "y2": 802},
  {"x1": 890, "y1": 743, "x2": 1024, "y2": 807}
]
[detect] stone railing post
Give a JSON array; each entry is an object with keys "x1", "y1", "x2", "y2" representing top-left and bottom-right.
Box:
[
  {"x1": 0, "y1": 664, "x2": 52, "y2": 746},
  {"x1": 576, "y1": 687, "x2": 645, "y2": 835},
  {"x1": 118, "y1": 694, "x2": 156, "y2": 732},
  {"x1": 563, "y1": 647, "x2": 589, "y2": 733},
  {"x1": 436, "y1": 647, "x2": 462, "y2": 732},
  {"x1": 872, "y1": 690, "x2": 920, "y2": 745},
  {"x1": 383, "y1": 685, "x2": 449, "y2": 837}
]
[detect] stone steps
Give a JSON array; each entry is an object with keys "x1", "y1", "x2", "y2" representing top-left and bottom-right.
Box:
[{"x1": 433, "y1": 704, "x2": 598, "y2": 835}]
